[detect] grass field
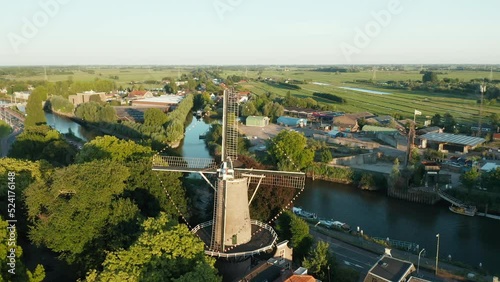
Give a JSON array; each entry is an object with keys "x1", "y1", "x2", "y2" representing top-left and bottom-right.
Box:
[
  {"x1": 3, "y1": 66, "x2": 499, "y2": 124},
  {"x1": 221, "y1": 68, "x2": 500, "y2": 124}
]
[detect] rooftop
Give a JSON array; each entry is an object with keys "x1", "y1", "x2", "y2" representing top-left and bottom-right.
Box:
[
  {"x1": 364, "y1": 256, "x2": 414, "y2": 282},
  {"x1": 134, "y1": 95, "x2": 184, "y2": 104},
  {"x1": 420, "y1": 132, "x2": 486, "y2": 147}
]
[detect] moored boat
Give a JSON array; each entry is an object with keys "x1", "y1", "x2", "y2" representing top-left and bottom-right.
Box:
[{"x1": 449, "y1": 205, "x2": 476, "y2": 216}]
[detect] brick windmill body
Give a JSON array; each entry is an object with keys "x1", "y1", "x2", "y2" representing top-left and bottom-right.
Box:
[{"x1": 153, "y1": 89, "x2": 305, "y2": 280}]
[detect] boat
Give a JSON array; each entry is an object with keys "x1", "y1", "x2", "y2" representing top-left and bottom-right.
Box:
[
  {"x1": 317, "y1": 219, "x2": 351, "y2": 231},
  {"x1": 292, "y1": 207, "x2": 317, "y2": 219},
  {"x1": 449, "y1": 205, "x2": 476, "y2": 216}
]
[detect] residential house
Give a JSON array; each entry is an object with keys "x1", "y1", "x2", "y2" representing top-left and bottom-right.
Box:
[
  {"x1": 364, "y1": 255, "x2": 416, "y2": 282},
  {"x1": 127, "y1": 90, "x2": 153, "y2": 100},
  {"x1": 333, "y1": 112, "x2": 375, "y2": 132},
  {"x1": 493, "y1": 133, "x2": 500, "y2": 141},
  {"x1": 14, "y1": 91, "x2": 31, "y2": 100},
  {"x1": 237, "y1": 91, "x2": 251, "y2": 103}
]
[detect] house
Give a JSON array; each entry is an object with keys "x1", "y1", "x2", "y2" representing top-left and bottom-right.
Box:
[
  {"x1": 366, "y1": 115, "x2": 394, "y2": 126},
  {"x1": 364, "y1": 255, "x2": 416, "y2": 282},
  {"x1": 237, "y1": 91, "x2": 251, "y2": 103},
  {"x1": 493, "y1": 133, "x2": 500, "y2": 141},
  {"x1": 277, "y1": 116, "x2": 307, "y2": 127},
  {"x1": 14, "y1": 91, "x2": 31, "y2": 100},
  {"x1": 246, "y1": 116, "x2": 270, "y2": 127},
  {"x1": 68, "y1": 91, "x2": 107, "y2": 106},
  {"x1": 127, "y1": 90, "x2": 153, "y2": 100},
  {"x1": 332, "y1": 115, "x2": 359, "y2": 132}
]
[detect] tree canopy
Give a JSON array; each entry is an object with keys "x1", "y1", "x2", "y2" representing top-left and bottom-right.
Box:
[
  {"x1": 144, "y1": 108, "x2": 168, "y2": 128},
  {"x1": 24, "y1": 87, "x2": 47, "y2": 127},
  {"x1": 0, "y1": 120, "x2": 12, "y2": 138},
  {"x1": 85, "y1": 213, "x2": 221, "y2": 282},
  {"x1": 267, "y1": 130, "x2": 314, "y2": 171},
  {"x1": 76, "y1": 135, "x2": 153, "y2": 163},
  {"x1": 0, "y1": 217, "x2": 46, "y2": 282},
  {"x1": 8, "y1": 125, "x2": 77, "y2": 166},
  {"x1": 25, "y1": 160, "x2": 141, "y2": 270},
  {"x1": 75, "y1": 102, "x2": 116, "y2": 123}
]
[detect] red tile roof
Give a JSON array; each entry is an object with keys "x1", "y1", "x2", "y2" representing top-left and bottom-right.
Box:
[{"x1": 128, "y1": 90, "x2": 148, "y2": 97}]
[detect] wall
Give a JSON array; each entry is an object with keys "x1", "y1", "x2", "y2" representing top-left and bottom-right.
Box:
[{"x1": 331, "y1": 153, "x2": 377, "y2": 166}]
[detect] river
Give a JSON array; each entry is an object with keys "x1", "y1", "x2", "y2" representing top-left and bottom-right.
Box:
[
  {"x1": 295, "y1": 181, "x2": 500, "y2": 274},
  {"x1": 44, "y1": 112, "x2": 101, "y2": 142},
  {"x1": 42, "y1": 112, "x2": 500, "y2": 274}
]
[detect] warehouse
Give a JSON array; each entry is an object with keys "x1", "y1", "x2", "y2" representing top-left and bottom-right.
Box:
[
  {"x1": 277, "y1": 116, "x2": 307, "y2": 127},
  {"x1": 419, "y1": 132, "x2": 485, "y2": 153},
  {"x1": 245, "y1": 116, "x2": 270, "y2": 127},
  {"x1": 131, "y1": 95, "x2": 184, "y2": 107}
]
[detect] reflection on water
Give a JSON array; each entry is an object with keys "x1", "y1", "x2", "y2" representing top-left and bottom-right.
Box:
[
  {"x1": 296, "y1": 180, "x2": 500, "y2": 274},
  {"x1": 44, "y1": 112, "x2": 101, "y2": 142}
]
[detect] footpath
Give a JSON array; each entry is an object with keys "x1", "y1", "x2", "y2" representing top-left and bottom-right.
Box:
[{"x1": 308, "y1": 224, "x2": 495, "y2": 282}]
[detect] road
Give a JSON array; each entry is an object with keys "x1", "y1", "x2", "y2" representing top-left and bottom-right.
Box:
[{"x1": 309, "y1": 228, "x2": 475, "y2": 282}]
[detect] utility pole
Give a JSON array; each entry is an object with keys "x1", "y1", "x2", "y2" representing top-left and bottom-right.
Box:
[
  {"x1": 435, "y1": 234, "x2": 440, "y2": 276},
  {"x1": 478, "y1": 83, "x2": 486, "y2": 136}
]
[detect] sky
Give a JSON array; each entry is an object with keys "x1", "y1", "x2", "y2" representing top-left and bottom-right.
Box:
[{"x1": 1, "y1": 0, "x2": 500, "y2": 65}]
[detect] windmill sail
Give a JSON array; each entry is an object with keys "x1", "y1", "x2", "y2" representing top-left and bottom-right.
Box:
[{"x1": 221, "y1": 89, "x2": 239, "y2": 162}]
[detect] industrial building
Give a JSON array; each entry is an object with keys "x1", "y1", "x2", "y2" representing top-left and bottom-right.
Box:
[
  {"x1": 245, "y1": 116, "x2": 270, "y2": 127},
  {"x1": 419, "y1": 132, "x2": 486, "y2": 153},
  {"x1": 277, "y1": 116, "x2": 307, "y2": 127},
  {"x1": 131, "y1": 95, "x2": 184, "y2": 107},
  {"x1": 68, "y1": 91, "x2": 107, "y2": 106}
]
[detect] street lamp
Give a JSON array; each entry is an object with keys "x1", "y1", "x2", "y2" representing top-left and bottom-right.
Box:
[
  {"x1": 418, "y1": 248, "x2": 426, "y2": 275},
  {"x1": 435, "y1": 234, "x2": 440, "y2": 275}
]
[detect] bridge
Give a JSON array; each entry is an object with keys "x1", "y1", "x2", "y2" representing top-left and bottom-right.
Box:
[
  {"x1": 437, "y1": 189, "x2": 467, "y2": 207},
  {"x1": 437, "y1": 189, "x2": 477, "y2": 215},
  {"x1": 0, "y1": 106, "x2": 25, "y2": 129}
]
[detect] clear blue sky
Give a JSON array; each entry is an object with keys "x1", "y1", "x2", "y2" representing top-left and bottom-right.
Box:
[{"x1": 1, "y1": 0, "x2": 499, "y2": 65}]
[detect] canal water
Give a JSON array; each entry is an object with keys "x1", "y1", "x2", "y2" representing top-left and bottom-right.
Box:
[
  {"x1": 41, "y1": 112, "x2": 500, "y2": 274},
  {"x1": 295, "y1": 180, "x2": 500, "y2": 274}
]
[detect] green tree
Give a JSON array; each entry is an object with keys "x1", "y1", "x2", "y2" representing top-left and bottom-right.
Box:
[
  {"x1": 422, "y1": 71, "x2": 438, "y2": 83},
  {"x1": 0, "y1": 217, "x2": 46, "y2": 282},
  {"x1": 8, "y1": 125, "x2": 76, "y2": 166},
  {"x1": 85, "y1": 213, "x2": 220, "y2": 282},
  {"x1": 0, "y1": 120, "x2": 12, "y2": 138},
  {"x1": 303, "y1": 241, "x2": 332, "y2": 281},
  {"x1": 460, "y1": 167, "x2": 481, "y2": 193},
  {"x1": 443, "y1": 112, "x2": 456, "y2": 133},
  {"x1": 47, "y1": 95, "x2": 74, "y2": 113},
  {"x1": 267, "y1": 130, "x2": 314, "y2": 171},
  {"x1": 144, "y1": 108, "x2": 168, "y2": 127},
  {"x1": 241, "y1": 101, "x2": 258, "y2": 117},
  {"x1": 275, "y1": 211, "x2": 313, "y2": 262},
  {"x1": 431, "y1": 114, "x2": 442, "y2": 127},
  {"x1": 76, "y1": 136, "x2": 153, "y2": 163},
  {"x1": 389, "y1": 158, "x2": 401, "y2": 188},
  {"x1": 320, "y1": 149, "x2": 333, "y2": 163},
  {"x1": 25, "y1": 160, "x2": 141, "y2": 271},
  {"x1": 25, "y1": 88, "x2": 47, "y2": 127}
]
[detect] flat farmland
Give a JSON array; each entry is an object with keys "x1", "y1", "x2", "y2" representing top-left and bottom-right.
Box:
[{"x1": 224, "y1": 69, "x2": 500, "y2": 124}]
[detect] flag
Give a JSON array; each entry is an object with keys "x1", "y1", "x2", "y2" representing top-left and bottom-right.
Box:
[{"x1": 414, "y1": 109, "x2": 422, "y2": 115}]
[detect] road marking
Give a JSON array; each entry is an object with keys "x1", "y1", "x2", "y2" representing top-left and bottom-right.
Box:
[{"x1": 343, "y1": 261, "x2": 364, "y2": 269}]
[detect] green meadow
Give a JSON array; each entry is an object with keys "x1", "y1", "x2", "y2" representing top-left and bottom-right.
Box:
[
  {"x1": 3, "y1": 66, "x2": 499, "y2": 124},
  {"x1": 222, "y1": 68, "x2": 500, "y2": 124}
]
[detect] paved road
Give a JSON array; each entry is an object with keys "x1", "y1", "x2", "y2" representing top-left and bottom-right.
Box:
[{"x1": 309, "y1": 227, "x2": 487, "y2": 282}]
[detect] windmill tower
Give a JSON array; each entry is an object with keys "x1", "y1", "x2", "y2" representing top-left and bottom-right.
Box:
[{"x1": 153, "y1": 89, "x2": 305, "y2": 275}]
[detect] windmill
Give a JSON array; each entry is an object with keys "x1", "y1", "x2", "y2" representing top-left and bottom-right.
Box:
[{"x1": 153, "y1": 89, "x2": 305, "y2": 259}]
